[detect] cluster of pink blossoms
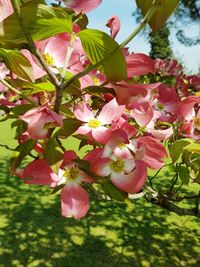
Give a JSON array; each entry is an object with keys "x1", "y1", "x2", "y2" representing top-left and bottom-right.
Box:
[{"x1": 0, "y1": 0, "x2": 200, "y2": 219}]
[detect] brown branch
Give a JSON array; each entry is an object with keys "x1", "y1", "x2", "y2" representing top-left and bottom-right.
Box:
[{"x1": 145, "y1": 193, "x2": 200, "y2": 218}]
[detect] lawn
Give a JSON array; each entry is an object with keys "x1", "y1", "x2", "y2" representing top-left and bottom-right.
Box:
[{"x1": 0, "y1": 120, "x2": 200, "y2": 267}]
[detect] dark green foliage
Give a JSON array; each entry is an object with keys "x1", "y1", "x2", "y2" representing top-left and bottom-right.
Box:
[{"x1": 149, "y1": 24, "x2": 172, "y2": 59}]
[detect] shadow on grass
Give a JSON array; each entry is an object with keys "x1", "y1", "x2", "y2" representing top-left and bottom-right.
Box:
[{"x1": 0, "y1": 158, "x2": 200, "y2": 267}]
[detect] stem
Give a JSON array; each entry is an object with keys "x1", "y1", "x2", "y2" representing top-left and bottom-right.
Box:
[
  {"x1": 10, "y1": 0, "x2": 61, "y2": 88},
  {"x1": 0, "y1": 78, "x2": 37, "y2": 106},
  {"x1": 119, "y1": 5, "x2": 159, "y2": 49},
  {"x1": 0, "y1": 144, "x2": 15, "y2": 151}
]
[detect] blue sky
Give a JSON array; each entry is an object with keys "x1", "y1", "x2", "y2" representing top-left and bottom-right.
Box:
[{"x1": 47, "y1": 0, "x2": 200, "y2": 73}]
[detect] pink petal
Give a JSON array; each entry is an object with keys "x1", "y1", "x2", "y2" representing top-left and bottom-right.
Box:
[
  {"x1": 74, "y1": 102, "x2": 94, "y2": 122},
  {"x1": 126, "y1": 53, "x2": 155, "y2": 78},
  {"x1": 62, "y1": 0, "x2": 102, "y2": 13},
  {"x1": 61, "y1": 184, "x2": 89, "y2": 219},
  {"x1": 92, "y1": 126, "x2": 111, "y2": 144},
  {"x1": 23, "y1": 159, "x2": 58, "y2": 187},
  {"x1": 21, "y1": 49, "x2": 46, "y2": 80},
  {"x1": 98, "y1": 98, "x2": 124, "y2": 124},
  {"x1": 106, "y1": 16, "x2": 121, "y2": 39},
  {"x1": 131, "y1": 101, "x2": 154, "y2": 128},
  {"x1": 61, "y1": 150, "x2": 77, "y2": 168},
  {"x1": 84, "y1": 148, "x2": 103, "y2": 164},
  {"x1": 137, "y1": 136, "x2": 168, "y2": 169},
  {"x1": 149, "y1": 127, "x2": 173, "y2": 141},
  {"x1": 178, "y1": 96, "x2": 200, "y2": 121},
  {"x1": 27, "y1": 112, "x2": 52, "y2": 139},
  {"x1": 103, "y1": 129, "x2": 129, "y2": 157},
  {"x1": 0, "y1": 0, "x2": 13, "y2": 22},
  {"x1": 111, "y1": 160, "x2": 147, "y2": 193},
  {"x1": 91, "y1": 158, "x2": 112, "y2": 177}
]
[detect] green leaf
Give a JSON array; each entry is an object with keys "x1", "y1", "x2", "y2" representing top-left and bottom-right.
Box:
[
  {"x1": 62, "y1": 71, "x2": 81, "y2": 95},
  {"x1": 84, "y1": 86, "x2": 115, "y2": 97},
  {"x1": 50, "y1": 183, "x2": 65, "y2": 194},
  {"x1": 44, "y1": 138, "x2": 64, "y2": 172},
  {"x1": 169, "y1": 138, "x2": 193, "y2": 163},
  {"x1": 0, "y1": 2, "x2": 72, "y2": 44},
  {"x1": 54, "y1": 118, "x2": 82, "y2": 139},
  {"x1": 78, "y1": 29, "x2": 127, "y2": 81},
  {"x1": 0, "y1": 49, "x2": 34, "y2": 81},
  {"x1": 10, "y1": 80, "x2": 56, "y2": 95},
  {"x1": 101, "y1": 179, "x2": 128, "y2": 202},
  {"x1": 184, "y1": 143, "x2": 200, "y2": 154},
  {"x1": 176, "y1": 165, "x2": 190, "y2": 185},
  {"x1": 136, "y1": 0, "x2": 180, "y2": 32},
  {"x1": 10, "y1": 139, "x2": 37, "y2": 174},
  {"x1": 11, "y1": 104, "x2": 36, "y2": 116}
]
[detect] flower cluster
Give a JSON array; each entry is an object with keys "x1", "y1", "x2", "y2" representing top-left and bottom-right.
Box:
[{"x1": 0, "y1": 0, "x2": 199, "y2": 219}]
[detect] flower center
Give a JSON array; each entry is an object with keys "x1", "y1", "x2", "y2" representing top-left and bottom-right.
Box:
[
  {"x1": 110, "y1": 158, "x2": 125, "y2": 173},
  {"x1": 194, "y1": 117, "x2": 200, "y2": 127},
  {"x1": 88, "y1": 119, "x2": 101, "y2": 128},
  {"x1": 43, "y1": 53, "x2": 54, "y2": 66},
  {"x1": 118, "y1": 143, "x2": 126, "y2": 149},
  {"x1": 64, "y1": 167, "x2": 79, "y2": 181}
]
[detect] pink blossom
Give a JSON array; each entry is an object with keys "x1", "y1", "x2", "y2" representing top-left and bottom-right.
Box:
[
  {"x1": 106, "y1": 16, "x2": 121, "y2": 39},
  {"x1": 87, "y1": 130, "x2": 147, "y2": 193},
  {"x1": 20, "y1": 159, "x2": 59, "y2": 187},
  {"x1": 61, "y1": 184, "x2": 89, "y2": 219},
  {"x1": 74, "y1": 98, "x2": 125, "y2": 143},
  {"x1": 178, "y1": 96, "x2": 200, "y2": 121},
  {"x1": 126, "y1": 53, "x2": 155, "y2": 78},
  {"x1": 20, "y1": 104, "x2": 63, "y2": 139},
  {"x1": 21, "y1": 50, "x2": 46, "y2": 80},
  {"x1": 0, "y1": 0, "x2": 13, "y2": 22},
  {"x1": 136, "y1": 136, "x2": 168, "y2": 169},
  {"x1": 61, "y1": 0, "x2": 102, "y2": 13}
]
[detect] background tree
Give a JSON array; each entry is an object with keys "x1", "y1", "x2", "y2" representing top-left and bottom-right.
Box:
[{"x1": 134, "y1": 0, "x2": 200, "y2": 59}]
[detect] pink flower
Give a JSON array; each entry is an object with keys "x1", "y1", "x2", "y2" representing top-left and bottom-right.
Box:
[
  {"x1": 74, "y1": 98, "x2": 125, "y2": 143},
  {"x1": 126, "y1": 53, "x2": 155, "y2": 78},
  {"x1": 0, "y1": 0, "x2": 13, "y2": 22},
  {"x1": 57, "y1": 151, "x2": 93, "y2": 219},
  {"x1": 87, "y1": 130, "x2": 147, "y2": 193},
  {"x1": 20, "y1": 104, "x2": 63, "y2": 139},
  {"x1": 177, "y1": 96, "x2": 200, "y2": 121},
  {"x1": 136, "y1": 136, "x2": 168, "y2": 169},
  {"x1": 18, "y1": 151, "x2": 92, "y2": 219},
  {"x1": 61, "y1": 184, "x2": 89, "y2": 219},
  {"x1": 106, "y1": 16, "x2": 121, "y2": 39},
  {"x1": 21, "y1": 49, "x2": 46, "y2": 80},
  {"x1": 61, "y1": 0, "x2": 102, "y2": 13},
  {"x1": 19, "y1": 159, "x2": 59, "y2": 187}
]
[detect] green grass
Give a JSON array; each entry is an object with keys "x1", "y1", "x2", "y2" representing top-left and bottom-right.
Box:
[{"x1": 0, "y1": 120, "x2": 200, "y2": 267}]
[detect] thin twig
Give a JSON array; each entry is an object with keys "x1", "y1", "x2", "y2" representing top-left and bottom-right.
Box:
[{"x1": 0, "y1": 78, "x2": 37, "y2": 106}]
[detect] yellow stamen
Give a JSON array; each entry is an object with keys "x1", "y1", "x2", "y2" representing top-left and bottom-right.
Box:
[
  {"x1": 92, "y1": 76, "x2": 100, "y2": 85},
  {"x1": 118, "y1": 143, "x2": 126, "y2": 149},
  {"x1": 43, "y1": 53, "x2": 54, "y2": 66},
  {"x1": 194, "y1": 117, "x2": 200, "y2": 127},
  {"x1": 64, "y1": 167, "x2": 79, "y2": 181},
  {"x1": 88, "y1": 119, "x2": 101, "y2": 128},
  {"x1": 110, "y1": 158, "x2": 125, "y2": 173}
]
